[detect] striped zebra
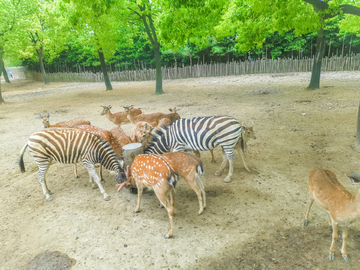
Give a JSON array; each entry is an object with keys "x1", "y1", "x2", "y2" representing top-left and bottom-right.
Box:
[
  {"x1": 144, "y1": 115, "x2": 244, "y2": 183},
  {"x1": 18, "y1": 128, "x2": 127, "y2": 201}
]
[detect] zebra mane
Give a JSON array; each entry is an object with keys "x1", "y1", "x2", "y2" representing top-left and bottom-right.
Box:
[{"x1": 148, "y1": 125, "x2": 169, "y2": 145}]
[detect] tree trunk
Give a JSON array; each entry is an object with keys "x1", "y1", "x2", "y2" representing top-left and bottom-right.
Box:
[
  {"x1": 153, "y1": 45, "x2": 164, "y2": 95},
  {"x1": 307, "y1": 28, "x2": 326, "y2": 90},
  {"x1": 98, "y1": 49, "x2": 112, "y2": 91},
  {"x1": 355, "y1": 102, "x2": 360, "y2": 152},
  {"x1": 36, "y1": 46, "x2": 50, "y2": 84},
  {"x1": 0, "y1": 54, "x2": 5, "y2": 104},
  {"x1": 2, "y1": 60, "x2": 10, "y2": 83}
]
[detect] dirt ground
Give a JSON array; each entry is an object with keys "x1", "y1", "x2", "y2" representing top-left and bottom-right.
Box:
[{"x1": 1, "y1": 71, "x2": 360, "y2": 270}]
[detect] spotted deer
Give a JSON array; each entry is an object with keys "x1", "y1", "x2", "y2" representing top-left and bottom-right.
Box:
[
  {"x1": 101, "y1": 105, "x2": 142, "y2": 126},
  {"x1": 40, "y1": 113, "x2": 91, "y2": 129},
  {"x1": 156, "y1": 152, "x2": 206, "y2": 215},
  {"x1": 303, "y1": 169, "x2": 360, "y2": 262},
  {"x1": 123, "y1": 105, "x2": 165, "y2": 127},
  {"x1": 117, "y1": 154, "x2": 178, "y2": 238}
]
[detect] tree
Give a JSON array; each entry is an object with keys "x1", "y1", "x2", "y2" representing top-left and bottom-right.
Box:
[
  {"x1": 17, "y1": 0, "x2": 70, "y2": 85},
  {"x1": 123, "y1": 0, "x2": 165, "y2": 95},
  {"x1": 65, "y1": 0, "x2": 134, "y2": 91},
  {"x1": 216, "y1": 0, "x2": 360, "y2": 89}
]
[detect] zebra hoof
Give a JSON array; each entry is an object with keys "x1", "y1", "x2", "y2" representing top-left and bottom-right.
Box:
[
  {"x1": 104, "y1": 195, "x2": 111, "y2": 201},
  {"x1": 214, "y1": 171, "x2": 221, "y2": 176},
  {"x1": 46, "y1": 196, "x2": 53, "y2": 201},
  {"x1": 224, "y1": 177, "x2": 231, "y2": 183}
]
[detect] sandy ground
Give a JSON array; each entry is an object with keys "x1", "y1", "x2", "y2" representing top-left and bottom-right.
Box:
[{"x1": 1, "y1": 71, "x2": 360, "y2": 269}]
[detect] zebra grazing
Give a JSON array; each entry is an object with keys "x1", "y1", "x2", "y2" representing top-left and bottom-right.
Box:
[
  {"x1": 145, "y1": 115, "x2": 244, "y2": 183},
  {"x1": 18, "y1": 128, "x2": 127, "y2": 201}
]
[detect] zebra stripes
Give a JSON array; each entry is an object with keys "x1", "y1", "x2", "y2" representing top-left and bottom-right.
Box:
[
  {"x1": 19, "y1": 128, "x2": 126, "y2": 201},
  {"x1": 145, "y1": 115, "x2": 244, "y2": 183}
]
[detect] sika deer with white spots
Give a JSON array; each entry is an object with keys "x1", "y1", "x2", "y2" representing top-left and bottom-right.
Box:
[
  {"x1": 117, "y1": 154, "x2": 178, "y2": 238},
  {"x1": 156, "y1": 152, "x2": 206, "y2": 215},
  {"x1": 303, "y1": 169, "x2": 360, "y2": 262}
]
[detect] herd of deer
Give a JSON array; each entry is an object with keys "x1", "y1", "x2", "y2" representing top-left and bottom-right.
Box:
[{"x1": 37, "y1": 104, "x2": 360, "y2": 261}]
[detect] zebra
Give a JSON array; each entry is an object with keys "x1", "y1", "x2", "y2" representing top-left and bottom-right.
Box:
[
  {"x1": 18, "y1": 128, "x2": 127, "y2": 201},
  {"x1": 144, "y1": 115, "x2": 245, "y2": 183}
]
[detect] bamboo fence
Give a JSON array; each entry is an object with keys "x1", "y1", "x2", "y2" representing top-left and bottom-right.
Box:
[{"x1": 26, "y1": 54, "x2": 360, "y2": 83}]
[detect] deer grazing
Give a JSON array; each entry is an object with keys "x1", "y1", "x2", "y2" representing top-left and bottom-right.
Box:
[
  {"x1": 40, "y1": 113, "x2": 91, "y2": 129},
  {"x1": 101, "y1": 105, "x2": 142, "y2": 126},
  {"x1": 118, "y1": 154, "x2": 178, "y2": 238},
  {"x1": 109, "y1": 126, "x2": 132, "y2": 152},
  {"x1": 156, "y1": 108, "x2": 181, "y2": 129},
  {"x1": 123, "y1": 105, "x2": 165, "y2": 127},
  {"x1": 303, "y1": 169, "x2": 360, "y2": 262},
  {"x1": 130, "y1": 122, "x2": 152, "y2": 143}
]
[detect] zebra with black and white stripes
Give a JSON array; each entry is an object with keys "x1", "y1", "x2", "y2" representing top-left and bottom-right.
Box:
[
  {"x1": 18, "y1": 128, "x2": 127, "y2": 201},
  {"x1": 145, "y1": 115, "x2": 245, "y2": 183}
]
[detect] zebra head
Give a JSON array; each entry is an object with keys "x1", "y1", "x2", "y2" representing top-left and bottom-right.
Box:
[{"x1": 114, "y1": 168, "x2": 127, "y2": 184}]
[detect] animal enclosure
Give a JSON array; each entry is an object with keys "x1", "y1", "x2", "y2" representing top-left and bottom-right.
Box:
[{"x1": 1, "y1": 71, "x2": 360, "y2": 269}]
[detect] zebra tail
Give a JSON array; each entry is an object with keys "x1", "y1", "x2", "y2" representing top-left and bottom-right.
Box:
[
  {"x1": 241, "y1": 131, "x2": 246, "y2": 156},
  {"x1": 168, "y1": 171, "x2": 179, "y2": 190},
  {"x1": 19, "y1": 143, "x2": 28, "y2": 173},
  {"x1": 197, "y1": 162, "x2": 205, "y2": 176}
]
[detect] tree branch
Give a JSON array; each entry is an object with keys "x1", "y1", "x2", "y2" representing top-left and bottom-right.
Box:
[{"x1": 340, "y1": 4, "x2": 360, "y2": 16}]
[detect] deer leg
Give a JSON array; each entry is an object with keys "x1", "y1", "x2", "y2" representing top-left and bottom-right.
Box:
[
  {"x1": 210, "y1": 149, "x2": 216, "y2": 163},
  {"x1": 215, "y1": 149, "x2": 227, "y2": 176},
  {"x1": 184, "y1": 175, "x2": 204, "y2": 215},
  {"x1": 329, "y1": 219, "x2": 338, "y2": 260},
  {"x1": 303, "y1": 198, "x2": 314, "y2": 226},
  {"x1": 341, "y1": 228, "x2": 349, "y2": 262},
  {"x1": 134, "y1": 184, "x2": 143, "y2": 213},
  {"x1": 74, "y1": 163, "x2": 79, "y2": 178},
  {"x1": 84, "y1": 163, "x2": 110, "y2": 201},
  {"x1": 195, "y1": 174, "x2": 206, "y2": 209},
  {"x1": 237, "y1": 148, "x2": 250, "y2": 172},
  {"x1": 155, "y1": 188, "x2": 174, "y2": 239}
]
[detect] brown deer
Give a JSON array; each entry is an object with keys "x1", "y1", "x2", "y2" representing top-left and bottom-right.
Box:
[
  {"x1": 101, "y1": 105, "x2": 142, "y2": 126},
  {"x1": 40, "y1": 113, "x2": 91, "y2": 129},
  {"x1": 109, "y1": 126, "x2": 132, "y2": 153},
  {"x1": 123, "y1": 105, "x2": 165, "y2": 127},
  {"x1": 156, "y1": 108, "x2": 181, "y2": 129},
  {"x1": 303, "y1": 169, "x2": 360, "y2": 262},
  {"x1": 156, "y1": 152, "x2": 206, "y2": 215},
  {"x1": 117, "y1": 154, "x2": 178, "y2": 238},
  {"x1": 130, "y1": 122, "x2": 152, "y2": 143}
]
